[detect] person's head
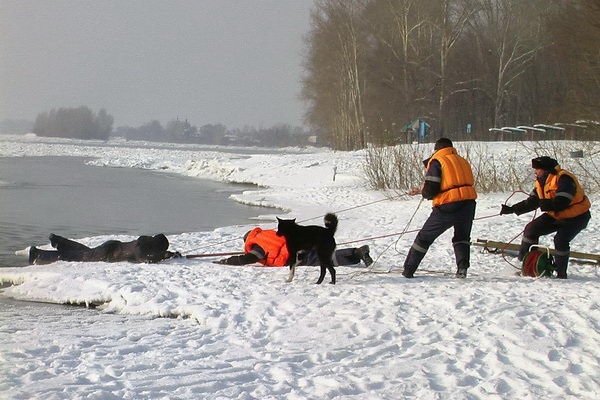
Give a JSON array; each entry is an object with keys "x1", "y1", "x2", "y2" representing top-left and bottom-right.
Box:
[
  {"x1": 434, "y1": 138, "x2": 453, "y2": 151},
  {"x1": 243, "y1": 230, "x2": 252, "y2": 242},
  {"x1": 531, "y1": 156, "x2": 558, "y2": 178},
  {"x1": 137, "y1": 233, "x2": 170, "y2": 263}
]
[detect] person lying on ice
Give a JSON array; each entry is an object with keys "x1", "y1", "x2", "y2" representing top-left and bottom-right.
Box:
[
  {"x1": 214, "y1": 227, "x2": 373, "y2": 267},
  {"x1": 499, "y1": 156, "x2": 591, "y2": 279},
  {"x1": 22, "y1": 233, "x2": 182, "y2": 265}
]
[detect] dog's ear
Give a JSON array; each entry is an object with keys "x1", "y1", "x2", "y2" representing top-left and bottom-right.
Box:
[
  {"x1": 276, "y1": 217, "x2": 281, "y2": 222},
  {"x1": 292, "y1": 219, "x2": 296, "y2": 222}
]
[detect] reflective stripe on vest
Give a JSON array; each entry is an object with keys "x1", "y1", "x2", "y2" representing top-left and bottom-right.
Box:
[
  {"x1": 427, "y1": 147, "x2": 477, "y2": 206},
  {"x1": 534, "y1": 167, "x2": 591, "y2": 219},
  {"x1": 244, "y1": 228, "x2": 289, "y2": 267}
]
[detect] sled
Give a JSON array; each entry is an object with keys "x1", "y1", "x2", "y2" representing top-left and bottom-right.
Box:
[{"x1": 471, "y1": 238, "x2": 600, "y2": 265}]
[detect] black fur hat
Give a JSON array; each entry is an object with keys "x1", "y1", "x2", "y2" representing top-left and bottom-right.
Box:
[
  {"x1": 434, "y1": 137, "x2": 453, "y2": 151},
  {"x1": 531, "y1": 156, "x2": 558, "y2": 172}
]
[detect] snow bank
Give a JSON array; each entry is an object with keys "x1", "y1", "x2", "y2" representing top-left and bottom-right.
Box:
[{"x1": 1, "y1": 135, "x2": 599, "y2": 399}]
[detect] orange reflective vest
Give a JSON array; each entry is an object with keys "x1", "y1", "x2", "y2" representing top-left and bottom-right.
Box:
[
  {"x1": 534, "y1": 167, "x2": 591, "y2": 219},
  {"x1": 427, "y1": 147, "x2": 477, "y2": 207},
  {"x1": 244, "y1": 228, "x2": 289, "y2": 267}
]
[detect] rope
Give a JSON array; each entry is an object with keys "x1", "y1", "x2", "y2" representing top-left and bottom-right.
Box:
[
  {"x1": 342, "y1": 266, "x2": 481, "y2": 280},
  {"x1": 188, "y1": 190, "x2": 536, "y2": 273},
  {"x1": 185, "y1": 235, "x2": 246, "y2": 255},
  {"x1": 338, "y1": 210, "x2": 500, "y2": 247},
  {"x1": 347, "y1": 198, "x2": 424, "y2": 279},
  {"x1": 348, "y1": 190, "x2": 532, "y2": 279},
  {"x1": 185, "y1": 251, "x2": 244, "y2": 259},
  {"x1": 187, "y1": 194, "x2": 405, "y2": 254},
  {"x1": 337, "y1": 228, "x2": 421, "y2": 246},
  {"x1": 486, "y1": 190, "x2": 537, "y2": 271},
  {"x1": 297, "y1": 195, "x2": 403, "y2": 224},
  {"x1": 496, "y1": 230, "x2": 527, "y2": 271}
]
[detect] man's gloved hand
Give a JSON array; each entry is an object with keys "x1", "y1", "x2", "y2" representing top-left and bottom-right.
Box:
[
  {"x1": 539, "y1": 199, "x2": 553, "y2": 211},
  {"x1": 408, "y1": 187, "x2": 422, "y2": 196},
  {"x1": 164, "y1": 251, "x2": 183, "y2": 259},
  {"x1": 500, "y1": 204, "x2": 514, "y2": 215},
  {"x1": 214, "y1": 255, "x2": 246, "y2": 265}
]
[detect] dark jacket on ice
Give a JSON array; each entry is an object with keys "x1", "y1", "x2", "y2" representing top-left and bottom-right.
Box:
[{"x1": 28, "y1": 233, "x2": 181, "y2": 265}]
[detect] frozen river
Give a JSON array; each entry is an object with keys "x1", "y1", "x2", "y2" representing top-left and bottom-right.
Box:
[{"x1": 0, "y1": 155, "x2": 275, "y2": 267}]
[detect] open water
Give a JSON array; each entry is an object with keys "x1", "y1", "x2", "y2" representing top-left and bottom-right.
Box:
[{"x1": 0, "y1": 156, "x2": 277, "y2": 267}]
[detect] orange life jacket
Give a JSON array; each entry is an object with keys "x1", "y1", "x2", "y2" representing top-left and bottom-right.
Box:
[
  {"x1": 243, "y1": 228, "x2": 289, "y2": 267},
  {"x1": 534, "y1": 166, "x2": 591, "y2": 219},
  {"x1": 427, "y1": 147, "x2": 477, "y2": 206}
]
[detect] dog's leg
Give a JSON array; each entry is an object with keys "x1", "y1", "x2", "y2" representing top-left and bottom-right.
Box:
[
  {"x1": 331, "y1": 247, "x2": 339, "y2": 268},
  {"x1": 286, "y1": 262, "x2": 298, "y2": 283},
  {"x1": 327, "y1": 265, "x2": 336, "y2": 284},
  {"x1": 317, "y1": 262, "x2": 336, "y2": 284},
  {"x1": 316, "y1": 265, "x2": 327, "y2": 284},
  {"x1": 316, "y1": 245, "x2": 337, "y2": 285},
  {"x1": 329, "y1": 249, "x2": 337, "y2": 284},
  {"x1": 329, "y1": 248, "x2": 338, "y2": 284},
  {"x1": 286, "y1": 252, "x2": 301, "y2": 283}
]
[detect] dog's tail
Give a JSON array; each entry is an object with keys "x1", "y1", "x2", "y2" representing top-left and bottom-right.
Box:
[{"x1": 324, "y1": 213, "x2": 338, "y2": 234}]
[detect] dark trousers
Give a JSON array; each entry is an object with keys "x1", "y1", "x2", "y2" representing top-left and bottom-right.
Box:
[
  {"x1": 30, "y1": 234, "x2": 174, "y2": 265},
  {"x1": 31, "y1": 240, "x2": 121, "y2": 264},
  {"x1": 519, "y1": 211, "x2": 591, "y2": 274},
  {"x1": 303, "y1": 248, "x2": 361, "y2": 266},
  {"x1": 222, "y1": 248, "x2": 362, "y2": 266},
  {"x1": 403, "y1": 200, "x2": 476, "y2": 272}
]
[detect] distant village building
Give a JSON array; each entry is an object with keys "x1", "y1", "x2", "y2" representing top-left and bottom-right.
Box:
[{"x1": 400, "y1": 119, "x2": 430, "y2": 143}]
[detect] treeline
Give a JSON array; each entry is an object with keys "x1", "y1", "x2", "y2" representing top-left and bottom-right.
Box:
[
  {"x1": 114, "y1": 119, "x2": 200, "y2": 143},
  {"x1": 30, "y1": 107, "x2": 313, "y2": 147},
  {"x1": 302, "y1": 0, "x2": 600, "y2": 150},
  {"x1": 33, "y1": 106, "x2": 114, "y2": 140},
  {"x1": 115, "y1": 120, "x2": 313, "y2": 147}
]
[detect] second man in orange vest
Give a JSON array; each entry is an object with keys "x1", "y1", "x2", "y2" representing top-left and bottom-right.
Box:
[{"x1": 500, "y1": 156, "x2": 591, "y2": 278}]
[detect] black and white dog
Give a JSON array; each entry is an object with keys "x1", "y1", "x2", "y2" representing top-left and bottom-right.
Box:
[{"x1": 276, "y1": 213, "x2": 338, "y2": 284}]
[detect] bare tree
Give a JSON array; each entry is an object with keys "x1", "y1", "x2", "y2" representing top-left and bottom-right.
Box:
[
  {"x1": 302, "y1": 0, "x2": 369, "y2": 150},
  {"x1": 467, "y1": 0, "x2": 547, "y2": 127},
  {"x1": 430, "y1": 0, "x2": 477, "y2": 136},
  {"x1": 301, "y1": 0, "x2": 597, "y2": 148},
  {"x1": 547, "y1": 0, "x2": 600, "y2": 121}
]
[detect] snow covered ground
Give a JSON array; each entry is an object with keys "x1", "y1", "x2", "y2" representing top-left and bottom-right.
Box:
[{"x1": 1, "y1": 134, "x2": 599, "y2": 399}]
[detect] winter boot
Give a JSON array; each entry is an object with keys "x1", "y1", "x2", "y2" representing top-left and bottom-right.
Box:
[
  {"x1": 554, "y1": 254, "x2": 569, "y2": 279},
  {"x1": 28, "y1": 246, "x2": 39, "y2": 265},
  {"x1": 402, "y1": 266, "x2": 417, "y2": 278},
  {"x1": 357, "y1": 245, "x2": 373, "y2": 267},
  {"x1": 28, "y1": 246, "x2": 60, "y2": 265},
  {"x1": 455, "y1": 267, "x2": 468, "y2": 279},
  {"x1": 555, "y1": 264, "x2": 568, "y2": 279}
]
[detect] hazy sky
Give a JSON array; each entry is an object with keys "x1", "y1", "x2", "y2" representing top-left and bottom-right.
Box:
[{"x1": 0, "y1": 0, "x2": 315, "y2": 128}]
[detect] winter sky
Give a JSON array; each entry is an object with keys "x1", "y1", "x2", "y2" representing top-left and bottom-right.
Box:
[{"x1": 0, "y1": 0, "x2": 314, "y2": 128}]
